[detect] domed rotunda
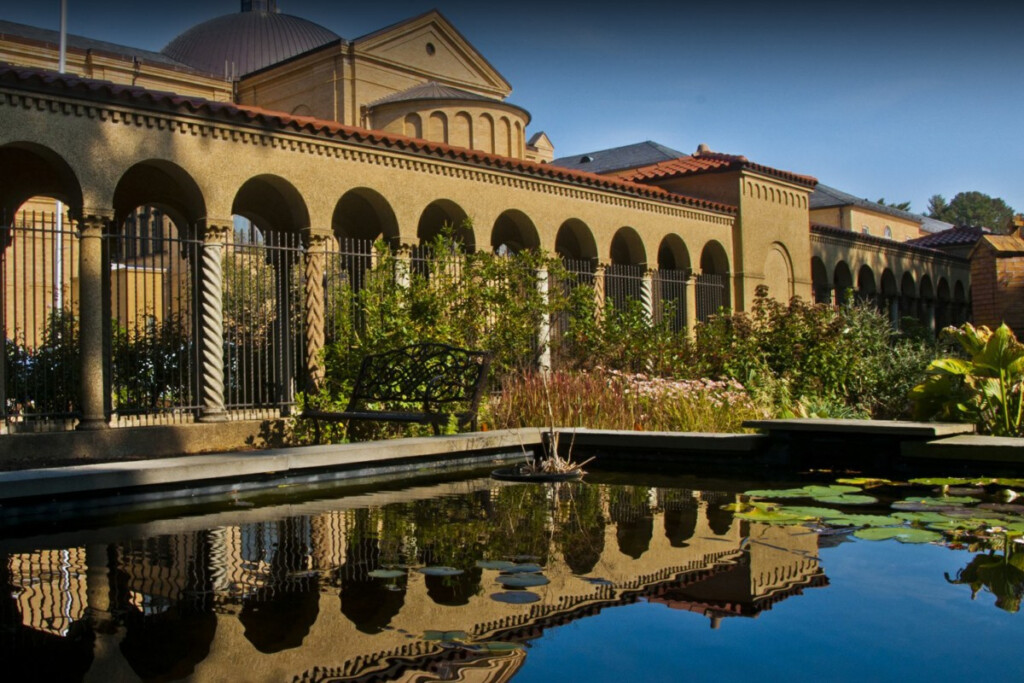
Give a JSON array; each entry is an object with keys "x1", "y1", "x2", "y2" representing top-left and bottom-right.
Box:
[{"x1": 162, "y1": 1, "x2": 340, "y2": 79}]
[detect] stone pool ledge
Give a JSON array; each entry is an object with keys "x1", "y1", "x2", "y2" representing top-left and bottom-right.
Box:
[{"x1": 0, "y1": 428, "x2": 543, "y2": 505}]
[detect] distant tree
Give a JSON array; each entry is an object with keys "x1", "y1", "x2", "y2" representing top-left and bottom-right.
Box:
[
  {"x1": 876, "y1": 197, "x2": 912, "y2": 211},
  {"x1": 927, "y1": 194, "x2": 948, "y2": 218},
  {"x1": 930, "y1": 191, "x2": 1015, "y2": 232}
]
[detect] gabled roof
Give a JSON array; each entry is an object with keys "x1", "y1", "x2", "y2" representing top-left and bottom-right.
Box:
[
  {"x1": 367, "y1": 81, "x2": 501, "y2": 108},
  {"x1": 551, "y1": 140, "x2": 686, "y2": 174},
  {"x1": 906, "y1": 226, "x2": 988, "y2": 248},
  {"x1": 810, "y1": 184, "x2": 921, "y2": 223},
  {"x1": 971, "y1": 232, "x2": 1024, "y2": 258},
  {"x1": 610, "y1": 148, "x2": 817, "y2": 189},
  {"x1": 0, "y1": 65, "x2": 737, "y2": 217}
]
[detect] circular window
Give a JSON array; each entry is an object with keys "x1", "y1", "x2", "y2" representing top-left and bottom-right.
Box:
[{"x1": 425, "y1": 42, "x2": 436, "y2": 56}]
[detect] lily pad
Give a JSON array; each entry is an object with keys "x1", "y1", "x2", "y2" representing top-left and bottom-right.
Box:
[
  {"x1": 892, "y1": 511, "x2": 953, "y2": 524},
  {"x1": 743, "y1": 488, "x2": 814, "y2": 499},
  {"x1": 909, "y1": 477, "x2": 991, "y2": 486},
  {"x1": 732, "y1": 507, "x2": 807, "y2": 525},
  {"x1": 978, "y1": 503, "x2": 1024, "y2": 515},
  {"x1": 423, "y1": 630, "x2": 468, "y2": 642},
  {"x1": 496, "y1": 573, "x2": 550, "y2": 588},
  {"x1": 368, "y1": 569, "x2": 405, "y2": 579},
  {"x1": 507, "y1": 563, "x2": 543, "y2": 574},
  {"x1": 476, "y1": 560, "x2": 517, "y2": 571},
  {"x1": 813, "y1": 494, "x2": 878, "y2": 506},
  {"x1": 822, "y1": 514, "x2": 898, "y2": 528},
  {"x1": 853, "y1": 527, "x2": 943, "y2": 544},
  {"x1": 776, "y1": 506, "x2": 847, "y2": 520},
  {"x1": 898, "y1": 496, "x2": 979, "y2": 507},
  {"x1": 490, "y1": 591, "x2": 541, "y2": 604},
  {"x1": 418, "y1": 566, "x2": 464, "y2": 577},
  {"x1": 836, "y1": 477, "x2": 892, "y2": 487}
]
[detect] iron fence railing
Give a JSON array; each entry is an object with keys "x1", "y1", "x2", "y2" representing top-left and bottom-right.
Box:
[
  {"x1": 652, "y1": 268, "x2": 688, "y2": 333},
  {"x1": 604, "y1": 263, "x2": 646, "y2": 313},
  {"x1": 696, "y1": 273, "x2": 726, "y2": 322},
  {"x1": 0, "y1": 211, "x2": 80, "y2": 430}
]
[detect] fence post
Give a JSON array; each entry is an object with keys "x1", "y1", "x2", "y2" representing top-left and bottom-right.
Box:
[
  {"x1": 642, "y1": 269, "x2": 654, "y2": 323},
  {"x1": 684, "y1": 274, "x2": 698, "y2": 338},
  {"x1": 77, "y1": 212, "x2": 111, "y2": 430},
  {"x1": 594, "y1": 263, "x2": 606, "y2": 320},
  {"x1": 197, "y1": 220, "x2": 230, "y2": 422},
  {"x1": 304, "y1": 230, "x2": 330, "y2": 393},
  {"x1": 535, "y1": 265, "x2": 551, "y2": 374}
]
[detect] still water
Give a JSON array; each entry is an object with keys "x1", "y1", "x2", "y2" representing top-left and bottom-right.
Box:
[{"x1": 1, "y1": 469, "x2": 1022, "y2": 682}]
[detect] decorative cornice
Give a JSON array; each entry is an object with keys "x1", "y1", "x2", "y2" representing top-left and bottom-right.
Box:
[
  {"x1": 810, "y1": 223, "x2": 968, "y2": 267},
  {"x1": 0, "y1": 65, "x2": 738, "y2": 225}
]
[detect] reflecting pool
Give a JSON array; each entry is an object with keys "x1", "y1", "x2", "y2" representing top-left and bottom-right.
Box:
[{"x1": 2, "y1": 469, "x2": 1023, "y2": 682}]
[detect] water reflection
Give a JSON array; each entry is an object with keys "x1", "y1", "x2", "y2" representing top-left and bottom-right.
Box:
[{"x1": 1, "y1": 479, "x2": 828, "y2": 681}]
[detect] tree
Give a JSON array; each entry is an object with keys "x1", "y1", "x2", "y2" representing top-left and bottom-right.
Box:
[
  {"x1": 876, "y1": 198, "x2": 912, "y2": 211},
  {"x1": 929, "y1": 191, "x2": 1015, "y2": 232}
]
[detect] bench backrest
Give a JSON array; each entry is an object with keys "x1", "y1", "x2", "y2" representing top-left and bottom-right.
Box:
[{"x1": 348, "y1": 343, "x2": 491, "y2": 414}]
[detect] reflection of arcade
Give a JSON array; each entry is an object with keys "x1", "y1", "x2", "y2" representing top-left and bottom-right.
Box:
[{"x1": 0, "y1": 481, "x2": 827, "y2": 682}]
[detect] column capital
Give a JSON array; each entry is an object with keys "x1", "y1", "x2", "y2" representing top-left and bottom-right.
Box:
[
  {"x1": 303, "y1": 227, "x2": 334, "y2": 246},
  {"x1": 78, "y1": 210, "x2": 114, "y2": 234},
  {"x1": 199, "y1": 218, "x2": 233, "y2": 242}
]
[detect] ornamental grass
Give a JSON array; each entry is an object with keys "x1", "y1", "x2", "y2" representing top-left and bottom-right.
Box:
[{"x1": 487, "y1": 369, "x2": 769, "y2": 434}]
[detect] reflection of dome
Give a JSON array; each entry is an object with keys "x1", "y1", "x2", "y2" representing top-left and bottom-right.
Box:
[{"x1": 162, "y1": 2, "x2": 340, "y2": 78}]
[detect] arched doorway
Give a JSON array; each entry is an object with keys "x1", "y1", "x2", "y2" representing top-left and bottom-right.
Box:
[{"x1": 697, "y1": 240, "x2": 730, "y2": 322}]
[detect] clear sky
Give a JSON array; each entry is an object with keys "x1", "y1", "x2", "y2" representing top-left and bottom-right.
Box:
[{"x1": 2, "y1": 0, "x2": 1021, "y2": 214}]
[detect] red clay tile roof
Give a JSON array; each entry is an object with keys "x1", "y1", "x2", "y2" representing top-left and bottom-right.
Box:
[
  {"x1": 810, "y1": 223, "x2": 966, "y2": 262},
  {"x1": 611, "y1": 150, "x2": 817, "y2": 189},
  {"x1": 0, "y1": 65, "x2": 737, "y2": 216},
  {"x1": 906, "y1": 226, "x2": 988, "y2": 248}
]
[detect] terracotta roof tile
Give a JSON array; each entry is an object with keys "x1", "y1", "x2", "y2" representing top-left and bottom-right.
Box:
[
  {"x1": 612, "y1": 150, "x2": 817, "y2": 188},
  {"x1": 811, "y1": 223, "x2": 965, "y2": 262},
  {"x1": 906, "y1": 226, "x2": 988, "y2": 248},
  {"x1": 0, "y1": 65, "x2": 737, "y2": 217}
]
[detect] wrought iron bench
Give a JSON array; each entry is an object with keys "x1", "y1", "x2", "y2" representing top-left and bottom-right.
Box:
[{"x1": 301, "y1": 343, "x2": 491, "y2": 443}]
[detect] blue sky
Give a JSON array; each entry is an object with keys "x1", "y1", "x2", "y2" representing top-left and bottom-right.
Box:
[{"x1": 3, "y1": 0, "x2": 1022, "y2": 214}]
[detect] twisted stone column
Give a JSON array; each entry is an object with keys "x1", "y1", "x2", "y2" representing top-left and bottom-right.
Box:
[
  {"x1": 535, "y1": 266, "x2": 551, "y2": 374},
  {"x1": 197, "y1": 222, "x2": 229, "y2": 422},
  {"x1": 641, "y1": 268, "x2": 654, "y2": 322},
  {"x1": 684, "y1": 274, "x2": 698, "y2": 339},
  {"x1": 594, "y1": 263, "x2": 606, "y2": 321},
  {"x1": 304, "y1": 232, "x2": 329, "y2": 393},
  {"x1": 77, "y1": 214, "x2": 110, "y2": 430}
]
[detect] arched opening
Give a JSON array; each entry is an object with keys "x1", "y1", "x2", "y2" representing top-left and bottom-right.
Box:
[
  {"x1": 332, "y1": 187, "x2": 399, "y2": 248},
  {"x1": 656, "y1": 235, "x2": 691, "y2": 331},
  {"x1": 403, "y1": 113, "x2": 422, "y2": 139},
  {"x1": 416, "y1": 199, "x2": 472, "y2": 250},
  {"x1": 228, "y1": 175, "x2": 310, "y2": 412},
  {"x1": 811, "y1": 257, "x2": 830, "y2": 305},
  {"x1": 607, "y1": 227, "x2": 647, "y2": 312},
  {"x1": 834, "y1": 261, "x2": 854, "y2": 305},
  {"x1": 881, "y1": 269, "x2": 899, "y2": 327},
  {"x1": 555, "y1": 219, "x2": 598, "y2": 265},
  {"x1": 697, "y1": 240, "x2": 730, "y2": 321},
  {"x1": 108, "y1": 161, "x2": 207, "y2": 420},
  {"x1": 936, "y1": 278, "x2": 951, "y2": 330},
  {"x1": 918, "y1": 274, "x2": 934, "y2": 331},
  {"x1": 491, "y1": 209, "x2": 539, "y2": 254},
  {"x1": 953, "y1": 280, "x2": 968, "y2": 325},
  {"x1": 900, "y1": 271, "x2": 917, "y2": 324},
  {"x1": 0, "y1": 143, "x2": 84, "y2": 426},
  {"x1": 857, "y1": 264, "x2": 877, "y2": 308}
]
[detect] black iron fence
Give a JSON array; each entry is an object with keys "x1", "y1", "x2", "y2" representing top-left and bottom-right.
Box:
[{"x1": 696, "y1": 273, "x2": 727, "y2": 322}]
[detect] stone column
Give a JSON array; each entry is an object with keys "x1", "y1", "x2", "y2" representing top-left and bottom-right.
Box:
[
  {"x1": 641, "y1": 269, "x2": 654, "y2": 323},
  {"x1": 395, "y1": 245, "x2": 412, "y2": 288},
  {"x1": 535, "y1": 265, "x2": 551, "y2": 374},
  {"x1": 594, "y1": 263, "x2": 607, "y2": 320},
  {"x1": 684, "y1": 274, "x2": 698, "y2": 338},
  {"x1": 888, "y1": 297, "x2": 900, "y2": 330},
  {"x1": 197, "y1": 221, "x2": 230, "y2": 422},
  {"x1": 304, "y1": 231, "x2": 330, "y2": 393},
  {"x1": 272, "y1": 254, "x2": 294, "y2": 415},
  {"x1": 77, "y1": 213, "x2": 110, "y2": 430}
]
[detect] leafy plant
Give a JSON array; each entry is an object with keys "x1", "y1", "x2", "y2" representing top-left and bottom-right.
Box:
[{"x1": 910, "y1": 323, "x2": 1024, "y2": 436}]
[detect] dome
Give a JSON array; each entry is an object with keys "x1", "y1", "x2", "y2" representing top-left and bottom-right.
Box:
[{"x1": 162, "y1": 5, "x2": 340, "y2": 79}]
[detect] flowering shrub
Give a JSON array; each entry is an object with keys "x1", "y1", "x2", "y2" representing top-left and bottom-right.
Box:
[{"x1": 487, "y1": 369, "x2": 768, "y2": 433}]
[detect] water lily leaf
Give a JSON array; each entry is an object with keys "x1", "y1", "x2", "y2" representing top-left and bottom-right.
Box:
[
  {"x1": 823, "y1": 514, "x2": 897, "y2": 527},
  {"x1": 496, "y1": 573, "x2": 550, "y2": 588},
  {"x1": 424, "y1": 630, "x2": 468, "y2": 642},
  {"x1": 891, "y1": 501, "x2": 966, "y2": 513},
  {"x1": 854, "y1": 527, "x2": 943, "y2": 544},
  {"x1": 901, "y1": 496, "x2": 979, "y2": 506},
  {"x1": 813, "y1": 494, "x2": 877, "y2": 505},
  {"x1": 733, "y1": 508, "x2": 806, "y2": 524},
  {"x1": 909, "y1": 477, "x2": 987, "y2": 486},
  {"x1": 476, "y1": 560, "x2": 517, "y2": 571},
  {"x1": 892, "y1": 511, "x2": 954, "y2": 524},
  {"x1": 946, "y1": 487, "x2": 986, "y2": 496},
  {"x1": 477, "y1": 641, "x2": 526, "y2": 652},
  {"x1": 743, "y1": 488, "x2": 811, "y2": 499},
  {"x1": 490, "y1": 591, "x2": 540, "y2": 604},
  {"x1": 804, "y1": 485, "x2": 862, "y2": 495},
  {"x1": 418, "y1": 566, "x2": 464, "y2": 577},
  {"x1": 368, "y1": 569, "x2": 405, "y2": 579},
  {"x1": 978, "y1": 503, "x2": 1024, "y2": 515},
  {"x1": 777, "y1": 506, "x2": 846, "y2": 520},
  {"x1": 836, "y1": 478, "x2": 892, "y2": 487},
  {"x1": 507, "y1": 563, "x2": 543, "y2": 574}
]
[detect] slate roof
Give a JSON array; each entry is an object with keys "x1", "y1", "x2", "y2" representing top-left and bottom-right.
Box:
[
  {"x1": 367, "y1": 81, "x2": 501, "y2": 108},
  {"x1": 551, "y1": 141, "x2": 686, "y2": 174},
  {"x1": 0, "y1": 19, "x2": 193, "y2": 71},
  {"x1": 611, "y1": 150, "x2": 817, "y2": 188},
  {"x1": 0, "y1": 65, "x2": 737, "y2": 217},
  {"x1": 906, "y1": 226, "x2": 988, "y2": 248},
  {"x1": 810, "y1": 183, "x2": 922, "y2": 223}
]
